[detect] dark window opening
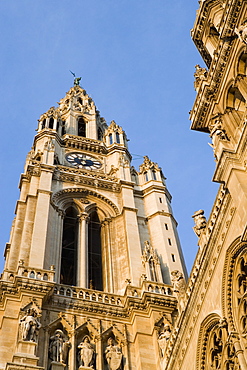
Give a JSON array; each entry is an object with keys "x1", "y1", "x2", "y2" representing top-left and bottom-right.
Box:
[
  {"x1": 49, "y1": 117, "x2": 54, "y2": 129},
  {"x1": 61, "y1": 121, "x2": 66, "y2": 136},
  {"x1": 171, "y1": 254, "x2": 175, "y2": 262},
  {"x1": 56, "y1": 120, "x2": 59, "y2": 131},
  {"x1": 78, "y1": 97, "x2": 83, "y2": 105},
  {"x1": 116, "y1": 132, "x2": 120, "y2": 144},
  {"x1": 109, "y1": 133, "x2": 113, "y2": 145},
  {"x1": 88, "y1": 211, "x2": 103, "y2": 291},
  {"x1": 98, "y1": 128, "x2": 103, "y2": 141},
  {"x1": 168, "y1": 238, "x2": 172, "y2": 246},
  {"x1": 144, "y1": 172, "x2": 148, "y2": 182},
  {"x1": 165, "y1": 223, "x2": 168, "y2": 230},
  {"x1": 153, "y1": 171, "x2": 157, "y2": 180},
  {"x1": 60, "y1": 207, "x2": 78, "y2": 286},
  {"x1": 41, "y1": 119, "x2": 46, "y2": 130},
  {"x1": 78, "y1": 117, "x2": 86, "y2": 137},
  {"x1": 159, "y1": 197, "x2": 162, "y2": 203}
]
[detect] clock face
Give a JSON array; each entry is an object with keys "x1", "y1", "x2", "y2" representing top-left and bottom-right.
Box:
[{"x1": 65, "y1": 153, "x2": 102, "y2": 170}]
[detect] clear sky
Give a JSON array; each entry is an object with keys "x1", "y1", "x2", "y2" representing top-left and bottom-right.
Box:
[{"x1": 0, "y1": 1, "x2": 218, "y2": 274}]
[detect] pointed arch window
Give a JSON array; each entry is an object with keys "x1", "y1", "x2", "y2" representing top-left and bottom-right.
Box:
[
  {"x1": 116, "y1": 132, "x2": 120, "y2": 144},
  {"x1": 78, "y1": 117, "x2": 86, "y2": 137},
  {"x1": 49, "y1": 117, "x2": 54, "y2": 129},
  {"x1": 60, "y1": 207, "x2": 78, "y2": 286},
  {"x1": 109, "y1": 133, "x2": 113, "y2": 145},
  {"x1": 88, "y1": 211, "x2": 103, "y2": 291}
]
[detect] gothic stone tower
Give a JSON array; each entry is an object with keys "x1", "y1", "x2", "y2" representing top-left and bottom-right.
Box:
[{"x1": 0, "y1": 84, "x2": 187, "y2": 370}]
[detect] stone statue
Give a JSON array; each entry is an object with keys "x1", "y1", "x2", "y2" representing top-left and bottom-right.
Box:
[
  {"x1": 158, "y1": 324, "x2": 172, "y2": 357},
  {"x1": 78, "y1": 335, "x2": 95, "y2": 368},
  {"x1": 235, "y1": 22, "x2": 247, "y2": 44},
  {"x1": 49, "y1": 329, "x2": 70, "y2": 363},
  {"x1": 192, "y1": 209, "x2": 207, "y2": 236},
  {"x1": 105, "y1": 337, "x2": 123, "y2": 370},
  {"x1": 69, "y1": 70, "x2": 81, "y2": 86},
  {"x1": 19, "y1": 308, "x2": 41, "y2": 342},
  {"x1": 171, "y1": 270, "x2": 186, "y2": 296},
  {"x1": 194, "y1": 64, "x2": 208, "y2": 90}
]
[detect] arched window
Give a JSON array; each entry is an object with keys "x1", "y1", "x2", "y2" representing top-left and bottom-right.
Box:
[
  {"x1": 227, "y1": 86, "x2": 246, "y2": 111},
  {"x1": 60, "y1": 207, "x2": 78, "y2": 286},
  {"x1": 116, "y1": 132, "x2": 120, "y2": 144},
  {"x1": 41, "y1": 119, "x2": 46, "y2": 130},
  {"x1": 144, "y1": 172, "x2": 149, "y2": 182},
  {"x1": 109, "y1": 133, "x2": 113, "y2": 145},
  {"x1": 78, "y1": 117, "x2": 86, "y2": 137},
  {"x1": 88, "y1": 211, "x2": 103, "y2": 291},
  {"x1": 238, "y1": 53, "x2": 247, "y2": 75},
  {"x1": 49, "y1": 117, "x2": 54, "y2": 129}
]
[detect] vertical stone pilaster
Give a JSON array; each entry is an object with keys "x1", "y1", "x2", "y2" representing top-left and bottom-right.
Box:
[
  {"x1": 19, "y1": 195, "x2": 36, "y2": 265},
  {"x1": 53, "y1": 210, "x2": 64, "y2": 283},
  {"x1": 29, "y1": 189, "x2": 52, "y2": 269},
  {"x1": 77, "y1": 212, "x2": 89, "y2": 288}
]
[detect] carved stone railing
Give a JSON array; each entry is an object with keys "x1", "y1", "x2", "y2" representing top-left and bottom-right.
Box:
[
  {"x1": 16, "y1": 265, "x2": 55, "y2": 282},
  {"x1": 53, "y1": 284, "x2": 123, "y2": 306},
  {"x1": 125, "y1": 280, "x2": 173, "y2": 297}
]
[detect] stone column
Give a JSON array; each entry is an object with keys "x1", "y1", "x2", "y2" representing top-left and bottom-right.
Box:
[
  {"x1": 77, "y1": 212, "x2": 89, "y2": 288},
  {"x1": 68, "y1": 331, "x2": 76, "y2": 370},
  {"x1": 231, "y1": 334, "x2": 247, "y2": 370},
  {"x1": 95, "y1": 335, "x2": 103, "y2": 370}
]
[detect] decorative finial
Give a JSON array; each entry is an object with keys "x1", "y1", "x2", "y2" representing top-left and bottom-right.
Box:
[{"x1": 69, "y1": 70, "x2": 81, "y2": 86}]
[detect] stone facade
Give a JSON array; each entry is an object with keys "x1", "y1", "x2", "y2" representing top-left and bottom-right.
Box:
[
  {"x1": 2, "y1": 1, "x2": 247, "y2": 369},
  {"x1": 163, "y1": 0, "x2": 247, "y2": 369}
]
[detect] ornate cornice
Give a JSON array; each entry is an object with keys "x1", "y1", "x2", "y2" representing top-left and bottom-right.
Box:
[{"x1": 191, "y1": 0, "x2": 242, "y2": 132}]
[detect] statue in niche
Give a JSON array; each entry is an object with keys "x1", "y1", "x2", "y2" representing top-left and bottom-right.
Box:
[
  {"x1": 78, "y1": 335, "x2": 95, "y2": 368},
  {"x1": 158, "y1": 324, "x2": 172, "y2": 357},
  {"x1": 19, "y1": 308, "x2": 41, "y2": 342},
  {"x1": 105, "y1": 337, "x2": 123, "y2": 370},
  {"x1": 49, "y1": 329, "x2": 70, "y2": 363},
  {"x1": 192, "y1": 209, "x2": 207, "y2": 236}
]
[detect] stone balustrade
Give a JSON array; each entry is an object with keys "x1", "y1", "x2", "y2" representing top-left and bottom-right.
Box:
[{"x1": 53, "y1": 284, "x2": 123, "y2": 306}]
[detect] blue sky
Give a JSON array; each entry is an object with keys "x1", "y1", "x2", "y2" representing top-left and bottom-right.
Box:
[{"x1": 0, "y1": 1, "x2": 218, "y2": 274}]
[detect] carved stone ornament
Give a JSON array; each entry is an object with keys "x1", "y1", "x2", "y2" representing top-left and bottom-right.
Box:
[
  {"x1": 158, "y1": 324, "x2": 172, "y2": 357},
  {"x1": 192, "y1": 209, "x2": 207, "y2": 237},
  {"x1": 105, "y1": 337, "x2": 123, "y2": 370},
  {"x1": 209, "y1": 115, "x2": 229, "y2": 143},
  {"x1": 139, "y1": 155, "x2": 159, "y2": 174},
  {"x1": 19, "y1": 308, "x2": 41, "y2": 342},
  {"x1": 171, "y1": 270, "x2": 186, "y2": 296},
  {"x1": 49, "y1": 329, "x2": 70, "y2": 364},
  {"x1": 235, "y1": 21, "x2": 247, "y2": 44},
  {"x1": 78, "y1": 335, "x2": 95, "y2": 368},
  {"x1": 194, "y1": 64, "x2": 208, "y2": 90}
]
